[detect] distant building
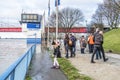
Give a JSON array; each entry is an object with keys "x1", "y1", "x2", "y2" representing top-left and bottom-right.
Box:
[
  {"x1": 45, "y1": 27, "x2": 88, "y2": 39},
  {"x1": 0, "y1": 27, "x2": 25, "y2": 38},
  {"x1": 0, "y1": 13, "x2": 43, "y2": 44}
]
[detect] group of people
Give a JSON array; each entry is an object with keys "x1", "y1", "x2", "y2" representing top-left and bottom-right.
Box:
[
  {"x1": 51, "y1": 28, "x2": 108, "y2": 69},
  {"x1": 90, "y1": 28, "x2": 108, "y2": 63},
  {"x1": 64, "y1": 33, "x2": 77, "y2": 58},
  {"x1": 80, "y1": 28, "x2": 108, "y2": 63}
]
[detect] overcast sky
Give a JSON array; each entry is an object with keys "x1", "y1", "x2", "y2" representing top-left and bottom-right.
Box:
[{"x1": 0, "y1": 0, "x2": 103, "y2": 26}]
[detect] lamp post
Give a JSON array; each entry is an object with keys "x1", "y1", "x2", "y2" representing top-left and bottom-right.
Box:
[
  {"x1": 34, "y1": 33, "x2": 36, "y2": 45},
  {"x1": 56, "y1": 0, "x2": 59, "y2": 41},
  {"x1": 85, "y1": 20, "x2": 89, "y2": 34},
  {"x1": 47, "y1": 25, "x2": 50, "y2": 49},
  {"x1": 47, "y1": 0, "x2": 50, "y2": 49}
]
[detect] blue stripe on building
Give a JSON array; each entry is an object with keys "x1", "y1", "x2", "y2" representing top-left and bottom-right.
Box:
[{"x1": 27, "y1": 38, "x2": 41, "y2": 44}]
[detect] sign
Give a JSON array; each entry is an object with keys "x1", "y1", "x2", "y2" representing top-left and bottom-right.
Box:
[
  {"x1": 0, "y1": 28, "x2": 22, "y2": 32},
  {"x1": 21, "y1": 13, "x2": 42, "y2": 23},
  {"x1": 27, "y1": 23, "x2": 40, "y2": 29}
]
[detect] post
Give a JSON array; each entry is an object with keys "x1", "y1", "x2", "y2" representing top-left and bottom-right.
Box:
[
  {"x1": 47, "y1": 24, "x2": 49, "y2": 48},
  {"x1": 41, "y1": 11, "x2": 46, "y2": 47},
  {"x1": 56, "y1": 0, "x2": 59, "y2": 41},
  {"x1": 47, "y1": 0, "x2": 50, "y2": 48},
  {"x1": 86, "y1": 20, "x2": 89, "y2": 34},
  {"x1": 35, "y1": 33, "x2": 36, "y2": 45}
]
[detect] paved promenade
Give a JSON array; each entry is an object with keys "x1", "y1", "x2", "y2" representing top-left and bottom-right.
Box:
[
  {"x1": 28, "y1": 45, "x2": 67, "y2": 80},
  {"x1": 67, "y1": 50, "x2": 120, "y2": 80},
  {"x1": 29, "y1": 43, "x2": 120, "y2": 80}
]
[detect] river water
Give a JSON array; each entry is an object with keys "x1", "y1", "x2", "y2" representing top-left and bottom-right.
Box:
[{"x1": 0, "y1": 39, "x2": 32, "y2": 75}]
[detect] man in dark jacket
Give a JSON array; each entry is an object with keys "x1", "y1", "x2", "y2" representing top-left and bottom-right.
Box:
[
  {"x1": 91, "y1": 30, "x2": 108, "y2": 63},
  {"x1": 69, "y1": 34, "x2": 77, "y2": 57}
]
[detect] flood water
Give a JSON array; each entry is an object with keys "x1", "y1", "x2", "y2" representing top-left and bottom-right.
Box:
[{"x1": 0, "y1": 39, "x2": 32, "y2": 75}]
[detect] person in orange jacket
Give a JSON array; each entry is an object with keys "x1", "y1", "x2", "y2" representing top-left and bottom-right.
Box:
[{"x1": 88, "y1": 33, "x2": 94, "y2": 53}]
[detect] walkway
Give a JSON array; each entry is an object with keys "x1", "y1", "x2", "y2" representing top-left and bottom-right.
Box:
[
  {"x1": 68, "y1": 50, "x2": 120, "y2": 80},
  {"x1": 28, "y1": 45, "x2": 67, "y2": 80},
  {"x1": 28, "y1": 44, "x2": 120, "y2": 80}
]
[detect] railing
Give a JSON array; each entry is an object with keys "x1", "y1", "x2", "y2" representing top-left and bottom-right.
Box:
[{"x1": 0, "y1": 44, "x2": 36, "y2": 80}]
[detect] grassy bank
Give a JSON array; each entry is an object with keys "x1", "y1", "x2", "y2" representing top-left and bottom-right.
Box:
[
  {"x1": 58, "y1": 58, "x2": 92, "y2": 80},
  {"x1": 26, "y1": 75, "x2": 32, "y2": 80},
  {"x1": 103, "y1": 29, "x2": 120, "y2": 54}
]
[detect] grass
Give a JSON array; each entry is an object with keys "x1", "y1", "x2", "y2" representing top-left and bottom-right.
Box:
[
  {"x1": 25, "y1": 75, "x2": 32, "y2": 80},
  {"x1": 103, "y1": 28, "x2": 120, "y2": 54},
  {"x1": 25, "y1": 59, "x2": 33, "y2": 80},
  {"x1": 57, "y1": 58, "x2": 92, "y2": 80}
]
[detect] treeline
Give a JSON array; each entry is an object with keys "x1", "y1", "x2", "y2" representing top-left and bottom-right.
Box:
[{"x1": 91, "y1": 0, "x2": 120, "y2": 29}]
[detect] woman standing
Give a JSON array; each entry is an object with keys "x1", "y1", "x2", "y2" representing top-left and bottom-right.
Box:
[
  {"x1": 64, "y1": 34, "x2": 70, "y2": 58},
  {"x1": 80, "y1": 35, "x2": 87, "y2": 54},
  {"x1": 88, "y1": 33, "x2": 94, "y2": 53},
  {"x1": 51, "y1": 40, "x2": 60, "y2": 69}
]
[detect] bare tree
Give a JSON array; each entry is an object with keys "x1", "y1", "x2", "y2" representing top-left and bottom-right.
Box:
[
  {"x1": 48, "y1": 7, "x2": 84, "y2": 33},
  {"x1": 91, "y1": 0, "x2": 120, "y2": 29},
  {"x1": 113, "y1": 0, "x2": 120, "y2": 10},
  {"x1": 92, "y1": 4, "x2": 104, "y2": 24},
  {"x1": 103, "y1": 0, "x2": 120, "y2": 28},
  {"x1": 91, "y1": 4, "x2": 105, "y2": 31}
]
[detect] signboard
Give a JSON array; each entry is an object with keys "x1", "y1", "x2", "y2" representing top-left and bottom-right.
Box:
[
  {"x1": 21, "y1": 13, "x2": 42, "y2": 23},
  {"x1": 27, "y1": 23, "x2": 40, "y2": 29},
  {"x1": 0, "y1": 28, "x2": 22, "y2": 32}
]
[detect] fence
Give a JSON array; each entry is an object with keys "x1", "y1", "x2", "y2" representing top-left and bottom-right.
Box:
[{"x1": 0, "y1": 44, "x2": 36, "y2": 80}]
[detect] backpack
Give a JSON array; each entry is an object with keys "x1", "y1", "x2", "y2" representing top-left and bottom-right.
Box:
[
  {"x1": 69, "y1": 36, "x2": 76, "y2": 46},
  {"x1": 82, "y1": 39, "x2": 87, "y2": 47},
  {"x1": 69, "y1": 39, "x2": 72, "y2": 46},
  {"x1": 82, "y1": 42, "x2": 87, "y2": 47}
]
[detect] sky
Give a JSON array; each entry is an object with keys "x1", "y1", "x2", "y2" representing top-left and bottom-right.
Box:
[{"x1": 0, "y1": 0, "x2": 103, "y2": 27}]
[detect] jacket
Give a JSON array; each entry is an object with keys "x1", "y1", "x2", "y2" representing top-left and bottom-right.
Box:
[{"x1": 94, "y1": 31, "x2": 103, "y2": 45}]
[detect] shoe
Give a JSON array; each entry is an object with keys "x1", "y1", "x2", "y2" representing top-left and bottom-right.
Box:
[
  {"x1": 91, "y1": 61, "x2": 96, "y2": 63},
  {"x1": 55, "y1": 66, "x2": 60, "y2": 69},
  {"x1": 104, "y1": 58, "x2": 108, "y2": 62},
  {"x1": 51, "y1": 66, "x2": 56, "y2": 69},
  {"x1": 70, "y1": 56, "x2": 73, "y2": 58},
  {"x1": 65, "y1": 56, "x2": 69, "y2": 58},
  {"x1": 73, "y1": 54, "x2": 76, "y2": 57}
]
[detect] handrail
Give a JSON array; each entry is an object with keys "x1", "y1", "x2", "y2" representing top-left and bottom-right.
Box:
[{"x1": 0, "y1": 44, "x2": 36, "y2": 80}]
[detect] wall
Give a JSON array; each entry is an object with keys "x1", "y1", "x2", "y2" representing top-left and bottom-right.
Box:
[{"x1": 22, "y1": 23, "x2": 41, "y2": 44}]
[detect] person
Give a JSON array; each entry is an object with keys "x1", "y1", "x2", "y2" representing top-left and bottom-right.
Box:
[
  {"x1": 52, "y1": 39, "x2": 61, "y2": 58},
  {"x1": 51, "y1": 40, "x2": 60, "y2": 69},
  {"x1": 80, "y1": 35, "x2": 87, "y2": 54},
  {"x1": 64, "y1": 34, "x2": 70, "y2": 58},
  {"x1": 57, "y1": 41, "x2": 62, "y2": 58},
  {"x1": 99, "y1": 31, "x2": 108, "y2": 61},
  {"x1": 93, "y1": 28, "x2": 102, "y2": 59},
  {"x1": 52, "y1": 39, "x2": 56, "y2": 56},
  {"x1": 88, "y1": 33, "x2": 94, "y2": 53},
  {"x1": 69, "y1": 34, "x2": 77, "y2": 57},
  {"x1": 91, "y1": 30, "x2": 108, "y2": 63}
]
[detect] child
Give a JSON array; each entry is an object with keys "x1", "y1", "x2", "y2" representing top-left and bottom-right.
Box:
[{"x1": 51, "y1": 41, "x2": 60, "y2": 69}]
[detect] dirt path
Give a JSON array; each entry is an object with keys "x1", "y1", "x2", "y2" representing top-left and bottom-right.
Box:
[{"x1": 68, "y1": 52, "x2": 120, "y2": 80}]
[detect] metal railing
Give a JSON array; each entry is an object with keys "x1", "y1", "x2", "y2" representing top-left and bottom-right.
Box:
[{"x1": 0, "y1": 44, "x2": 36, "y2": 80}]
